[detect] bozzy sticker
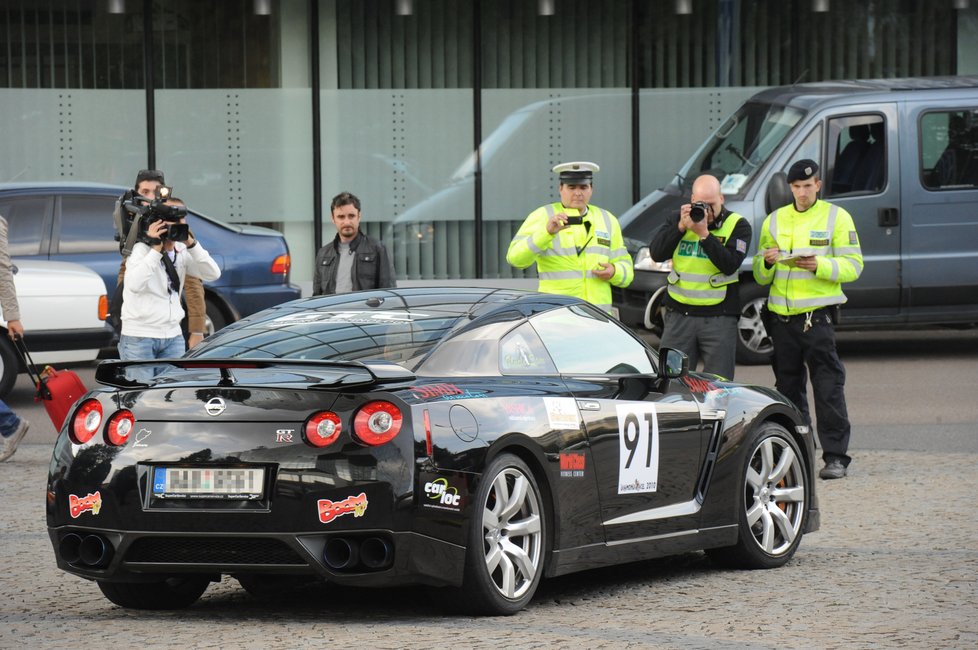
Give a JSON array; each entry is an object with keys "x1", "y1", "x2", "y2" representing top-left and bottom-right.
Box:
[
  {"x1": 69, "y1": 491, "x2": 102, "y2": 518},
  {"x1": 317, "y1": 492, "x2": 368, "y2": 524}
]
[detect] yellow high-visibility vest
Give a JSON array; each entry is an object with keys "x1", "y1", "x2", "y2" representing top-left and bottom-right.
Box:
[{"x1": 667, "y1": 213, "x2": 744, "y2": 306}]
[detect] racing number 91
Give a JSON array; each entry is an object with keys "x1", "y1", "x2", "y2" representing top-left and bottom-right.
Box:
[{"x1": 615, "y1": 403, "x2": 660, "y2": 494}]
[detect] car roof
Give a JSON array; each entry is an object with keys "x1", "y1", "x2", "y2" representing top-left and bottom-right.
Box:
[
  {"x1": 0, "y1": 181, "x2": 126, "y2": 194},
  {"x1": 750, "y1": 75, "x2": 978, "y2": 111}
]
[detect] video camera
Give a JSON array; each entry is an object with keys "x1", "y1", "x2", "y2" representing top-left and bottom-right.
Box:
[{"x1": 113, "y1": 185, "x2": 190, "y2": 256}]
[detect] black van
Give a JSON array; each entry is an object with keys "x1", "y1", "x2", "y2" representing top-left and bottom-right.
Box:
[{"x1": 614, "y1": 76, "x2": 978, "y2": 364}]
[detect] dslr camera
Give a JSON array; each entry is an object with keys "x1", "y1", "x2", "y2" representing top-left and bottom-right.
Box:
[
  {"x1": 688, "y1": 201, "x2": 712, "y2": 223},
  {"x1": 113, "y1": 185, "x2": 189, "y2": 255}
]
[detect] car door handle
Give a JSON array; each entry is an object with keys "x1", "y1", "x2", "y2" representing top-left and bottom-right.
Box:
[{"x1": 878, "y1": 207, "x2": 899, "y2": 227}]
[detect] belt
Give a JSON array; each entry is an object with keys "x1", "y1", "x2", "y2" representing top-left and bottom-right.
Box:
[{"x1": 772, "y1": 308, "x2": 823, "y2": 323}]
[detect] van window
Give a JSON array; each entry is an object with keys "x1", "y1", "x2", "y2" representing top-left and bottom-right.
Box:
[
  {"x1": 781, "y1": 124, "x2": 823, "y2": 177},
  {"x1": 826, "y1": 116, "x2": 886, "y2": 196},
  {"x1": 921, "y1": 109, "x2": 978, "y2": 190}
]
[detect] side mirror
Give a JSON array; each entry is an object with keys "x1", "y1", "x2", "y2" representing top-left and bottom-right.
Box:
[
  {"x1": 658, "y1": 347, "x2": 689, "y2": 379},
  {"x1": 765, "y1": 171, "x2": 792, "y2": 215}
]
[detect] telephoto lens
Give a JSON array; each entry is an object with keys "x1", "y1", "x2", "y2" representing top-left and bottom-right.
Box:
[{"x1": 689, "y1": 201, "x2": 709, "y2": 222}]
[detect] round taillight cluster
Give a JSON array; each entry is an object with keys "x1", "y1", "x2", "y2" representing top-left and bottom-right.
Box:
[
  {"x1": 70, "y1": 399, "x2": 103, "y2": 444},
  {"x1": 70, "y1": 401, "x2": 135, "y2": 447},
  {"x1": 353, "y1": 401, "x2": 403, "y2": 446},
  {"x1": 304, "y1": 411, "x2": 342, "y2": 447},
  {"x1": 105, "y1": 410, "x2": 135, "y2": 446}
]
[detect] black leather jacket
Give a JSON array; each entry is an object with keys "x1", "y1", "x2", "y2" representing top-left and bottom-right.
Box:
[{"x1": 313, "y1": 231, "x2": 396, "y2": 295}]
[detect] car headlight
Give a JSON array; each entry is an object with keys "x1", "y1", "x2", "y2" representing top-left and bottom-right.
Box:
[{"x1": 633, "y1": 246, "x2": 672, "y2": 272}]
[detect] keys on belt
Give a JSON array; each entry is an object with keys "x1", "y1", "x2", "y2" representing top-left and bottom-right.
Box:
[{"x1": 774, "y1": 309, "x2": 820, "y2": 332}]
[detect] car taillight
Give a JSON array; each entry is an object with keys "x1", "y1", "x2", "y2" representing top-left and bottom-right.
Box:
[
  {"x1": 271, "y1": 254, "x2": 291, "y2": 276},
  {"x1": 304, "y1": 411, "x2": 342, "y2": 447},
  {"x1": 70, "y1": 399, "x2": 103, "y2": 444},
  {"x1": 353, "y1": 401, "x2": 402, "y2": 446},
  {"x1": 105, "y1": 410, "x2": 135, "y2": 446},
  {"x1": 98, "y1": 295, "x2": 109, "y2": 321}
]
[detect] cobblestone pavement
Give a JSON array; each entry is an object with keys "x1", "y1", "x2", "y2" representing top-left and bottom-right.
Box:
[{"x1": 1, "y1": 443, "x2": 975, "y2": 650}]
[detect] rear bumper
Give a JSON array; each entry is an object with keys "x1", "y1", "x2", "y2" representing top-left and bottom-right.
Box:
[
  {"x1": 218, "y1": 283, "x2": 302, "y2": 318},
  {"x1": 23, "y1": 324, "x2": 115, "y2": 354}
]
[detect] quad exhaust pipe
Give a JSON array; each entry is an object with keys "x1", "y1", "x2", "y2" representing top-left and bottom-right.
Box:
[
  {"x1": 59, "y1": 533, "x2": 114, "y2": 568},
  {"x1": 322, "y1": 536, "x2": 393, "y2": 572}
]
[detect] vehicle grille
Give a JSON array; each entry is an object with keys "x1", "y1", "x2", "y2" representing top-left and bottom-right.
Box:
[{"x1": 124, "y1": 537, "x2": 307, "y2": 565}]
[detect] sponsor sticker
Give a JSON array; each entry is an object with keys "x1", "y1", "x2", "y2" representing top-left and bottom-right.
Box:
[
  {"x1": 317, "y1": 492, "x2": 369, "y2": 524},
  {"x1": 616, "y1": 403, "x2": 659, "y2": 494},
  {"x1": 559, "y1": 452, "x2": 586, "y2": 478},
  {"x1": 544, "y1": 397, "x2": 579, "y2": 430},
  {"x1": 69, "y1": 491, "x2": 102, "y2": 518},
  {"x1": 409, "y1": 384, "x2": 487, "y2": 402},
  {"x1": 422, "y1": 476, "x2": 464, "y2": 512}
]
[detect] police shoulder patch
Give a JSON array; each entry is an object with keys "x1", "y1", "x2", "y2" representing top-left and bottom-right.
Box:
[{"x1": 849, "y1": 231, "x2": 858, "y2": 245}]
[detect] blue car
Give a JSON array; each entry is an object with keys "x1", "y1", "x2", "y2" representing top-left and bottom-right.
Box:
[{"x1": 0, "y1": 182, "x2": 301, "y2": 332}]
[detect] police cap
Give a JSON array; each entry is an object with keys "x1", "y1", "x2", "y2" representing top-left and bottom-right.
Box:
[
  {"x1": 553, "y1": 161, "x2": 599, "y2": 185},
  {"x1": 786, "y1": 159, "x2": 819, "y2": 183}
]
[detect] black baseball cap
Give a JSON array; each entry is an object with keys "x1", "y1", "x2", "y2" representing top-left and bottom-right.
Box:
[
  {"x1": 786, "y1": 159, "x2": 819, "y2": 183},
  {"x1": 134, "y1": 169, "x2": 165, "y2": 187}
]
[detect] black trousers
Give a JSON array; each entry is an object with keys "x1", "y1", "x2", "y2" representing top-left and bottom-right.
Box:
[{"x1": 769, "y1": 310, "x2": 852, "y2": 466}]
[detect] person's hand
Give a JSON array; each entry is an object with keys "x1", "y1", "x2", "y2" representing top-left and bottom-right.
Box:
[
  {"x1": 594, "y1": 261, "x2": 615, "y2": 281},
  {"x1": 678, "y1": 204, "x2": 691, "y2": 233},
  {"x1": 6, "y1": 320, "x2": 24, "y2": 341},
  {"x1": 762, "y1": 247, "x2": 781, "y2": 265},
  {"x1": 547, "y1": 212, "x2": 570, "y2": 235},
  {"x1": 147, "y1": 220, "x2": 168, "y2": 250},
  {"x1": 794, "y1": 255, "x2": 818, "y2": 271},
  {"x1": 187, "y1": 333, "x2": 204, "y2": 348}
]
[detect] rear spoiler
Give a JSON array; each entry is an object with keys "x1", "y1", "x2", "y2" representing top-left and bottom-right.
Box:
[{"x1": 94, "y1": 357, "x2": 416, "y2": 389}]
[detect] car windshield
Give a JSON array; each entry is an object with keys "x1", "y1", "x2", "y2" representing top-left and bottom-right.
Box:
[{"x1": 673, "y1": 101, "x2": 805, "y2": 196}]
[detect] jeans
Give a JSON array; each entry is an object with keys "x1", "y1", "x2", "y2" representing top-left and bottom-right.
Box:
[
  {"x1": 0, "y1": 400, "x2": 19, "y2": 437},
  {"x1": 117, "y1": 334, "x2": 186, "y2": 383}
]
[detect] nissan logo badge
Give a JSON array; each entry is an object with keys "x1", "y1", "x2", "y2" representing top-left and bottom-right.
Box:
[{"x1": 205, "y1": 397, "x2": 227, "y2": 416}]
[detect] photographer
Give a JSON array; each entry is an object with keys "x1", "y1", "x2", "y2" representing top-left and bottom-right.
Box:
[
  {"x1": 111, "y1": 170, "x2": 208, "y2": 348},
  {"x1": 119, "y1": 190, "x2": 220, "y2": 365},
  {"x1": 647, "y1": 174, "x2": 751, "y2": 380}
]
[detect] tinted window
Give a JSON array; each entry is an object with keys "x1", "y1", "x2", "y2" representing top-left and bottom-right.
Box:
[
  {"x1": 500, "y1": 322, "x2": 557, "y2": 375},
  {"x1": 0, "y1": 196, "x2": 49, "y2": 256},
  {"x1": 530, "y1": 305, "x2": 654, "y2": 375},
  {"x1": 59, "y1": 195, "x2": 118, "y2": 253},
  {"x1": 826, "y1": 115, "x2": 886, "y2": 196},
  {"x1": 921, "y1": 109, "x2": 978, "y2": 190}
]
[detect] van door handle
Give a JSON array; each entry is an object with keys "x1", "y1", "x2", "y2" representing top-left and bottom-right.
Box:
[{"x1": 878, "y1": 207, "x2": 899, "y2": 227}]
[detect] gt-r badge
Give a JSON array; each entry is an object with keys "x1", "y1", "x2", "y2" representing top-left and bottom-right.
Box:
[{"x1": 205, "y1": 397, "x2": 227, "y2": 416}]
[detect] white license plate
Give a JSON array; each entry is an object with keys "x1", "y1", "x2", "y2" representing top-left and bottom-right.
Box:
[{"x1": 152, "y1": 467, "x2": 265, "y2": 500}]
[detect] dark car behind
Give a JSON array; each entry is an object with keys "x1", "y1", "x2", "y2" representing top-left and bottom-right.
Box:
[{"x1": 0, "y1": 182, "x2": 301, "y2": 333}]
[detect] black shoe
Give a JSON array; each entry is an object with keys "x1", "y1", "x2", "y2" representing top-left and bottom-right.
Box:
[{"x1": 819, "y1": 459, "x2": 847, "y2": 480}]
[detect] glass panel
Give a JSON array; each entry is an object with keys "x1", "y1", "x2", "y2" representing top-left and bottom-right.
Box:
[
  {"x1": 921, "y1": 110, "x2": 978, "y2": 190},
  {"x1": 531, "y1": 305, "x2": 654, "y2": 375},
  {"x1": 825, "y1": 115, "x2": 886, "y2": 197},
  {"x1": 0, "y1": 197, "x2": 49, "y2": 256},
  {"x1": 500, "y1": 322, "x2": 557, "y2": 375}
]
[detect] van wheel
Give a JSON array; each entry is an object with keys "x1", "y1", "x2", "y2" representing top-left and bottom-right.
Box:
[
  {"x1": 0, "y1": 337, "x2": 19, "y2": 399},
  {"x1": 737, "y1": 283, "x2": 774, "y2": 365}
]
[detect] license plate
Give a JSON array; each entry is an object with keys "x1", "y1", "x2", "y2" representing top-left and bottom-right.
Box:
[{"x1": 152, "y1": 467, "x2": 264, "y2": 500}]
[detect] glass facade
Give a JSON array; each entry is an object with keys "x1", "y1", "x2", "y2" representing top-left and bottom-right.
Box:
[{"x1": 1, "y1": 0, "x2": 975, "y2": 291}]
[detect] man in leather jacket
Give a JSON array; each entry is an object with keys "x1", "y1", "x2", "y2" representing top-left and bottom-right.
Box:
[{"x1": 313, "y1": 192, "x2": 396, "y2": 295}]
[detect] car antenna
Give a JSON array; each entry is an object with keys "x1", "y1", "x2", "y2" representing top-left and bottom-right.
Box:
[{"x1": 791, "y1": 69, "x2": 809, "y2": 88}]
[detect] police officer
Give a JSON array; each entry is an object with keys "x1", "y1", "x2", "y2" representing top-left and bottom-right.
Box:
[
  {"x1": 753, "y1": 159, "x2": 863, "y2": 479},
  {"x1": 647, "y1": 174, "x2": 751, "y2": 380},
  {"x1": 507, "y1": 162, "x2": 633, "y2": 315}
]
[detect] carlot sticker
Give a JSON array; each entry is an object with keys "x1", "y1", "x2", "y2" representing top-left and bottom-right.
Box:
[
  {"x1": 69, "y1": 491, "x2": 102, "y2": 518},
  {"x1": 616, "y1": 403, "x2": 659, "y2": 494},
  {"x1": 544, "y1": 397, "x2": 579, "y2": 430}
]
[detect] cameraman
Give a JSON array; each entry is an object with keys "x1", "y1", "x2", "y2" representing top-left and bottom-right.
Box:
[
  {"x1": 111, "y1": 170, "x2": 208, "y2": 348},
  {"x1": 119, "y1": 196, "x2": 220, "y2": 364},
  {"x1": 647, "y1": 174, "x2": 751, "y2": 380}
]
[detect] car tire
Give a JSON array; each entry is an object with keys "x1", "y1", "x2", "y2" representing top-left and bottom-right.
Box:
[
  {"x1": 736, "y1": 282, "x2": 774, "y2": 365},
  {"x1": 205, "y1": 298, "x2": 228, "y2": 335},
  {"x1": 706, "y1": 421, "x2": 808, "y2": 570},
  {"x1": 457, "y1": 453, "x2": 547, "y2": 616},
  {"x1": 0, "y1": 337, "x2": 20, "y2": 399},
  {"x1": 97, "y1": 576, "x2": 210, "y2": 609}
]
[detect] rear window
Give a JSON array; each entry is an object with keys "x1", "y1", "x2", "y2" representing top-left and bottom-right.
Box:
[{"x1": 920, "y1": 109, "x2": 978, "y2": 190}]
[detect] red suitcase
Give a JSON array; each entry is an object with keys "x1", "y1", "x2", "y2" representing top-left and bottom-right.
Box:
[{"x1": 15, "y1": 338, "x2": 88, "y2": 431}]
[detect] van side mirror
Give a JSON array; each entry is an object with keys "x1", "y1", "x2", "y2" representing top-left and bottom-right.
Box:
[
  {"x1": 765, "y1": 172, "x2": 792, "y2": 214},
  {"x1": 658, "y1": 347, "x2": 689, "y2": 379}
]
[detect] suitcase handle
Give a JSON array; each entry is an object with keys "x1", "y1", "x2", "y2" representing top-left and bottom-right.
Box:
[{"x1": 12, "y1": 335, "x2": 52, "y2": 400}]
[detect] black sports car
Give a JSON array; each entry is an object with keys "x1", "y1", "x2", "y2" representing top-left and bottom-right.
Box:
[{"x1": 46, "y1": 288, "x2": 819, "y2": 615}]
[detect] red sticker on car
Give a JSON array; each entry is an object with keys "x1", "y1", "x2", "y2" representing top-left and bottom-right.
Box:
[
  {"x1": 317, "y1": 492, "x2": 369, "y2": 524},
  {"x1": 560, "y1": 452, "x2": 586, "y2": 478},
  {"x1": 69, "y1": 491, "x2": 102, "y2": 518}
]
